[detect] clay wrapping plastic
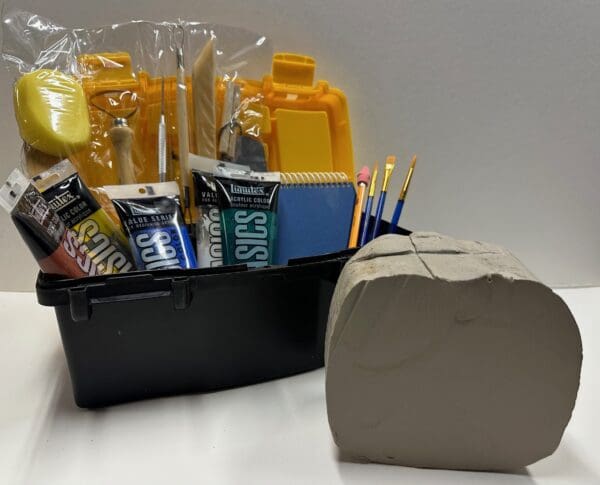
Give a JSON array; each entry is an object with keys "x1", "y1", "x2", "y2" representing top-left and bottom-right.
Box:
[
  {"x1": 106, "y1": 182, "x2": 197, "y2": 270},
  {"x1": 1, "y1": 7, "x2": 272, "y2": 190},
  {"x1": 0, "y1": 169, "x2": 99, "y2": 278},
  {"x1": 33, "y1": 160, "x2": 135, "y2": 274},
  {"x1": 214, "y1": 171, "x2": 280, "y2": 268}
]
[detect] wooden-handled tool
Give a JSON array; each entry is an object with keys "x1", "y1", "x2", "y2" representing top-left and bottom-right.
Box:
[
  {"x1": 192, "y1": 39, "x2": 217, "y2": 159},
  {"x1": 109, "y1": 119, "x2": 136, "y2": 184},
  {"x1": 90, "y1": 90, "x2": 138, "y2": 185}
]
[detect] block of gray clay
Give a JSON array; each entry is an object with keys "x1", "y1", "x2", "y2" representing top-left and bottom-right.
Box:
[{"x1": 325, "y1": 232, "x2": 582, "y2": 471}]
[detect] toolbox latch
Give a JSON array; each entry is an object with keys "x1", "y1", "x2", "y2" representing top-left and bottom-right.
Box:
[
  {"x1": 171, "y1": 277, "x2": 192, "y2": 310},
  {"x1": 272, "y1": 53, "x2": 315, "y2": 86},
  {"x1": 68, "y1": 287, "x2": 91, "y2": 322}
]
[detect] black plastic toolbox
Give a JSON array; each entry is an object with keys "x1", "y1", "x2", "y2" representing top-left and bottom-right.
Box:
[{"x1": 36, "y1": 222, "x2": 409, "y2": 408}]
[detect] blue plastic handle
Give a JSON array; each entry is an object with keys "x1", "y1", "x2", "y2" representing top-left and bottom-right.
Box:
[
  {"x1": 359, "y1": 195, "x2": 374, "y2": 246},
  {"x1": 389, "y1": 199, "x2": 405, "y2": 233},
  {"x1": 371, "y1": 191, "x2": 387, "y2": 241}
]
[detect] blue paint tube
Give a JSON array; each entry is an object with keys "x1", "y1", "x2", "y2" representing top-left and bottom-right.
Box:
[{"x1": 105, "y1": 182, "x2": 197, "y2": 270}]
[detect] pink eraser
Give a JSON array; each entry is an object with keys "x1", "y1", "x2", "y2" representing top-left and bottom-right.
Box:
[{"x1": 357, "y1": 166, "x2": 371, "y2": 185}]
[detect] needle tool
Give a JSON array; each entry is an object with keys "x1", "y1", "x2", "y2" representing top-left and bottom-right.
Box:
[
  {"x1": 175, "y1": 26, "x2": 192, "y2": 222},
  {"x1": 157, "y1": 77, "x2": 167, "y2": 183}
]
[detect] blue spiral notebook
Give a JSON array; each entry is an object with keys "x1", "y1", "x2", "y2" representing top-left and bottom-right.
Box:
[{"x1": 276, "y1": 172, "x2": 356, "y2": 264}]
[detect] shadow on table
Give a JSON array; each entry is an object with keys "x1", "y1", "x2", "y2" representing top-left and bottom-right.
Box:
[
  {"x1": 335, "y1": 438, "x2": 599, "y2": 484},
  {"x1": 335, "y1": 448, "x2": 536, "y2": 484}
]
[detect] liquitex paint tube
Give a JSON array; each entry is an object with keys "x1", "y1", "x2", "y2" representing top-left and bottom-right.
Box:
[
  {"x1": 0, "y1": 169, "x2": 99, "y2": 278},
  {"x1": 214, "y1": 171, "x2": 280, "y2": 268},
  {"x1": 33, "y1": 160, "x2": 134, "y2": 274},
  {"x1": 192, "y1": 170, "x2": 222, "y2": 267},
  {"x1": 190, "y1": 156, "x2": 251, "y2": 268},
  {"x1": 105, "y1": 182, "x2": 197, "y2": 270}
]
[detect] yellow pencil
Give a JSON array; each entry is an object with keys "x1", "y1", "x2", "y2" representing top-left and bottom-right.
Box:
[{"x1": 348, "y1": 166, "x2": 371, "y2": 248}]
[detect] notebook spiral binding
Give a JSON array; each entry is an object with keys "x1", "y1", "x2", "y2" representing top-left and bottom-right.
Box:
[{"x1": 280, "y1": 172, "x2": 349, "y2": 185}]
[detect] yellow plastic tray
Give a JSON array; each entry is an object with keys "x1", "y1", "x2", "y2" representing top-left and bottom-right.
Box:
[{"x1": 70, "y1": 52, "x2": 354, "y2": 189}]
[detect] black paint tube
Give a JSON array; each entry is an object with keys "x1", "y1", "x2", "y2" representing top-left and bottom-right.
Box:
[
  {"x1": 190, "y1": 155, "x2": 251, "y2": 268},
  {"x1": 192, "y1": 170, "x2": 222, "y2": 268},
  {"x1": 0, "y1": 169, "x2": 99, "y2": 278},
  {"x1": 32, "y1": 160, "x2": 134, "y2": 274}
]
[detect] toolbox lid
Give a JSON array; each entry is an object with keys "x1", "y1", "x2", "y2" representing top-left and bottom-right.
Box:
[{"x1": 240, "y1": 52, "x2": 355, "y2": 181}]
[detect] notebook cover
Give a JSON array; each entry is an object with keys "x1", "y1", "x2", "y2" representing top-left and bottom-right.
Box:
[{"x1": 276, "y1": 183, "x2": 355, "y2": 264}]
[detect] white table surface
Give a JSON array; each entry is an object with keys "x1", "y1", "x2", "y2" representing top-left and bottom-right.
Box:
[{"x1": 1, "y1": 288, "x2": 598, "y2": 485}]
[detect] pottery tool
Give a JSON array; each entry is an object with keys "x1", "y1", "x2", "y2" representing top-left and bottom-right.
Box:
[
  {"x1": 13, "y1": 69, "x2": 91, "y2": 176},
  {"x1": 348, "y1": 166, "x2": 370, "y2": 248},
  {"x1": 90, "y1": 90, "x2": 138, "y2": 184},
  {"x1": 218, "y1": 81, "x2": 241, "y2": 161},
  {"x1": 175, "y1": 27, "x2": 192, "y2": 220},
  {"x1": 359, "y1": 162, "x2": 378, "y2": 247},
  {"x1": 157, "y1": 78, "x2": 167, "y2": 183},
  {"x1": 192, "y1": 39, "x2": 217, "y2": 159},
  {"x1": 371, "y1": 156, "x2": 396, "y2": 240},
  {"x1": 389, "y1": 155, "x2": 417, "y2": 233}
]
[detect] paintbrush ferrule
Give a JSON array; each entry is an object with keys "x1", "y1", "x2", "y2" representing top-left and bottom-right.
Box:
[
  {"x1": 381, "y1": 155, "x2": 396, "y2": 192},
  {"x1": 399, "y1": 155, "x2": 417, "y2": 200},
  {"x1": 368, "y1": 166, "x2": 379, "y2": 197}
]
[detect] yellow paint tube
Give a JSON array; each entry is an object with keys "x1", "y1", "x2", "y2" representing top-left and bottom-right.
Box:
[{"x1": 32, "y1": 160, "x2": 134, "y2": 274}]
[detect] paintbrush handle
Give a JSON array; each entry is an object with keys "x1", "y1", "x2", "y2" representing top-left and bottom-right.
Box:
[
  {"x1": 348, "y1": 183, "x2": 367, "y2": 248},
  {"x1": 359, "y1": 195, "x2": 374, "y2": 247},
  {"x1": 389, "y1": 199, "x2": 405, "y2": 233},
  {"x1": 109, "y1": 124, "x2": 136, "y2": 184},
  {"x1": 371, "y1": 191, "x2": 387, "y2": 240}
]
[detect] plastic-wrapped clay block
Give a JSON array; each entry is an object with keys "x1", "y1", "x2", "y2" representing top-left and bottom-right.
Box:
[{"x1": 325, "y1": 232, "x2": 582, "y2": 471}]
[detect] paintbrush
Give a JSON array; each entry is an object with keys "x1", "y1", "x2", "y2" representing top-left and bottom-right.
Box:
[
  {"x1": 359, "y1": 162, "x2": 379, "y2": 247},
  {"x1": 371, "y1": 155, "x2": 396, "y2": 240},
  {"x1": 389, "y1": 155, "x2": 417, "y2": 233}
]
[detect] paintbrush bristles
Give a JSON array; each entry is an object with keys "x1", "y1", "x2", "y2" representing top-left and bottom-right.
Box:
[
  {"x1": 381, "y1": 155, "x2": 396, "y2": 192},
  {"x1": 368, "y1": 163, "x2": 379, "y2": 197},
  {"x1": 399, "y1": 155, "x2": 417, "y2": 200}
]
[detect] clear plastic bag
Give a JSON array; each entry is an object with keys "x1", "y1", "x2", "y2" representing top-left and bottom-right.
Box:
[{"x1": 1, "y1": 6, "x2": 272, "y2": 190}]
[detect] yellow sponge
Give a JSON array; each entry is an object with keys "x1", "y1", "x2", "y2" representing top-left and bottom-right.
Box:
[{"x1": 13, "y1": 69, "x2": 90, "y2": 157}]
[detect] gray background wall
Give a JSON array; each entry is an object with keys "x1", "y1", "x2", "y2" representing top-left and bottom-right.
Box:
[{"x1": 0, "y1": 0, "x2": 598, "y2": 290}]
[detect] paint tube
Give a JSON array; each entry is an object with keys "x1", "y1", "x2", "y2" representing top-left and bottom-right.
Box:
[
  {"x1": 190, "y1": 155, "x2": 251, "y2": 268},
  {"x1": 192, "y1": 170, "x2": 222, "y2": 268},
  {"x1": 214, "y1": 171, "x2": 280, "y2": 268},
  {"x1": 105, "y1": 182, "x2": 197, "y2": 270},
  {"x1": 32, "y1": 160, "x2": 134, "y2": 274},
  {"x1": 0, "y1": 169, "x2": 99, "y2": 278}
]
